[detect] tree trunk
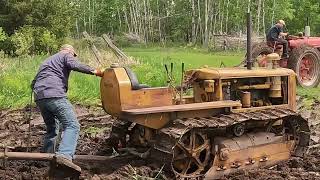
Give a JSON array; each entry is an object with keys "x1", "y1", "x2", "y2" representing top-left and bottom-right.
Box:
[
  {"x1": 147, "y1": 0, "x2": 153, "y2": 42},
  {"x1": 209, "y1": 0, "x2": 214, "y2": 43},
  {"x1": 134, "y1": 0, "x2": 142, "y2": 40},
  {"x1": 191, "y1": 0, "x2": 196, "y2": 44},
  {"x1": 213, "y1": 0, "x2": 218, "y2": 35},
  {"x1": 197, "y1": 0, "x2": 203, "y2": 43},
  {"x1": 262, "y1": 0, "x2": 266, "y2": 36},
  {"x1": 131, "y1": 0, "x2": 136, "y2": 34},
  {"x1": 256, "y1": 0, "x2": 262, "y2": 36},
  {"x1": 203, "y1": 0, "x2": 209, "y2": 48},
  {"x1": 129, "y1": 0, "x2": 137, "y2": 34},
  {"x1": 157, "y1": 0, "x2": 162, "y2": 42},
  {"x1": 117, "y1": 4, "x2": 122, "y2": 32},
  {"x1": 75, "y1": 18, "x2": 80, "y2": 38},
  {"x1": 236, "y1": 0, "x2": 240, "y2": 36},
  {"x1": 220, "y1": 0, "x2": 225, "y2": 34},
  {"x1": 123, "y1": 5, "x2": 131, "y2": 33},
  {"x1": 143, "y1": 0, "x2": 148, "y2": 42},
  {"x1": 88, "y1": 0, "x2": 91, "y2": 34},
  {"x1": 271, "y1": 0, "x2": 276, "y2": 25},
  {"x1": 225, "y1": 0, "x2": 230, "y2": 34},
  {"x1": 92, "y1": 0, "x2": 95, "y2": 34}
]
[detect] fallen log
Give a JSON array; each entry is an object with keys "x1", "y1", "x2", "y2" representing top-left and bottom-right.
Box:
[
  {"x1": 82, "y1": 31, "x2": 104, "y2": 65},
  {"x1": 102, "y1": 34, "x2": 129, "y2": 62}
]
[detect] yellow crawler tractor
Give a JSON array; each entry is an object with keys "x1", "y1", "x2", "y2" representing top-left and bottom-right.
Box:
[
  {"x1": 100, "y1": 56, "x2": 310, "y2": 179},
  {"x1": 100, "y1": 13, "x2": 310, "y2": 179}
]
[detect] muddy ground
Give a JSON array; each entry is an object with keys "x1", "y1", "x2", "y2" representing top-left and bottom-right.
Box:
[{"x1": 0, "y1": 97, "x2": 320, "y2": 180}]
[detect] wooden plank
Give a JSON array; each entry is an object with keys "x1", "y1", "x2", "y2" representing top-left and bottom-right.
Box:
[
  {"x1": 82, "y1": 31, "x2": 103, "y2": 65},
  {"x1": 122, "y1": 100, "x2": 241, "y2": 115}
]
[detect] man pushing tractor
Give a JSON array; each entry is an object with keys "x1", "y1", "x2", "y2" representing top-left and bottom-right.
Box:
[{"x1": 31, "y1": 44, "x2": 103, "y2": 176}]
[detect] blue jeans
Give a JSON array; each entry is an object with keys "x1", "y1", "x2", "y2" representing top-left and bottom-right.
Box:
[{"x1": 36, "y1": 97, "x2": 80, "y2": 160}]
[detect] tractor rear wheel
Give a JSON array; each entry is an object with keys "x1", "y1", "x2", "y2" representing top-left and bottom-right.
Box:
[
  {"x1": 288, "y1": 46, "x2": 320, "y2": 88},
  {"x1": 251, "y1": 42, "x2": 273, "y2": 67}
]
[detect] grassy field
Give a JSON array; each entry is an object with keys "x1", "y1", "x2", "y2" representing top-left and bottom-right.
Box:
[
  {"x1": 127, "y1": 47, "x2": 244, "y2": 87},
  {"x1": 0, "y1": 47, "x2": 318, "y2": 109},
  {"x1": 0, "y1": 56, "x2": 101, "y2": 108}
]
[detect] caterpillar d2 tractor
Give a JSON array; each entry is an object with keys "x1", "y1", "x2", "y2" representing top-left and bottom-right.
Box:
[
  {"x1": 100, "y1": 14, "x2": 310, "y2": 179},
  {"x1": 100, "y1": 54, "x2": 310, "y2": 179}
]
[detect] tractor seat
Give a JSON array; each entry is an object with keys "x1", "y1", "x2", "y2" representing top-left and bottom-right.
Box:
[
  {"x1": 267, "y1": 41, "x2": 283, "y2": 50},
  {"x1": 124, "y1": 67, "x2": 150, "y2": 90}
]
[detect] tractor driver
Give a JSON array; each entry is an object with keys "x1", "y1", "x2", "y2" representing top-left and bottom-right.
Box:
[
  {"x1": 266, "y1": 20, "x2": 289, "y2": 58},
  {"x1": 31, "y1": 44, "x2": 104, "y2": 170}
]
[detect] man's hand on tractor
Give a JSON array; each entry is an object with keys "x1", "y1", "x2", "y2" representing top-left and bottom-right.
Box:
[{"x1": 93, "y1": 69, "x2": 104, "y2": 77}]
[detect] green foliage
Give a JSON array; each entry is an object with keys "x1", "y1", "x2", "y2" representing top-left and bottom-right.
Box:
[
  {"x1": 1, "y1": 0, "x2": 320, "y2": 51},
  {"x1": 28, "y1": 0, "x2": 76, "y2": 38},
  {"x1": 0, "y1": 0, "x2": 32, "y2": 35},
  {"x1": 0, "y1": 37, "x2": 16, "y2": 56},
  {"x1": 10, "y1": 26, "x2": 59, "y2": 56},
  {"x1": 0, "y1": 27, "x2": 7, "y2": 42},
  {"x1": 0, "y1": 0, "x2": 75, "y2": 55},
  {"x1": 11, "y1": 26, "x2": 34, "y2": 56},
  {"x1": 36, "y1": 28, "x2": 58, "y2": 54},
  {"x1": 288, "y1": 0, "x2": 320, "y2": 35}
]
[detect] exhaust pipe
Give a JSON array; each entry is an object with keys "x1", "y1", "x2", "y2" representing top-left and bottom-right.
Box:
[{"x1": 246, "y1": 12, "x2": 252, "y2": 70}]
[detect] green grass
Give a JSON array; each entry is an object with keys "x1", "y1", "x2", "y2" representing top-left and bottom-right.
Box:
[
  {"x1": 125, "y1": 47, "x2": 243, "y2": 68},
  {"x1": 0, "y1": 56, "x2": 100, "y2": 108},
  {"x1": 126, "y1": 47, "x2": 243, "y2": 87},
  {"x1": 297, "y1": 87, "x2": 320, "y2": 105}
]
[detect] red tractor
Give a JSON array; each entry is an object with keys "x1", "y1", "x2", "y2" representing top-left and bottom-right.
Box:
[{"x1": 251, "y1": 33, "x2": 320, "y2": 88}]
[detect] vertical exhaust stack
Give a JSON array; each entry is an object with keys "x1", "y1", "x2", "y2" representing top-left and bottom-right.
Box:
[
  {"x1": 305, "y1": 17, "x2": 311, "y2": 38},
  {"x1": 246, "y1": 12, "x2": 252, "y2": 70}
]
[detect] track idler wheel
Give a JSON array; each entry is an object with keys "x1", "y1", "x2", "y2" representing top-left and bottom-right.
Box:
[{"x1": 172, "y1": 130, "x2": 211, "y2": 178}]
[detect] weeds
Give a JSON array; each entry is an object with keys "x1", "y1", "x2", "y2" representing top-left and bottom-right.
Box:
[
  {"x1": 83, "y1": 126, "x2": 108, "y2": 137},
  {"x1": 297, "y1": 87, "x2": 320, "y2": 107},
  {"x1": 127, "y1": 164, "x2": 166, "y2": 180},
  {"x1": 298, "y1": 87, "x2": 320, "y2": 99}
]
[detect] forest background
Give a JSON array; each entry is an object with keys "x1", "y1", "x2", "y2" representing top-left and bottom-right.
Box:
[{"x1": 0, "y1": 0, "x2": 319, "y2": 55}]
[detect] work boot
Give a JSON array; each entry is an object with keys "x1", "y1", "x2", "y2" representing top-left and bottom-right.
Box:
[{"x1": 49, "y1": 155, "x2": 81, "y2": 179}]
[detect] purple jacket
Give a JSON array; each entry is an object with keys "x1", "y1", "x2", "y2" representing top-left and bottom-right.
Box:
[{"x1": 32, "y1": 51, "x2": 94, "y2": 101}]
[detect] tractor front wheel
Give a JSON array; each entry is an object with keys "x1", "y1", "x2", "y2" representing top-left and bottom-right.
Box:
[{"x1": 288, "y1": 46, "x2": 320, "y2": 88}]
